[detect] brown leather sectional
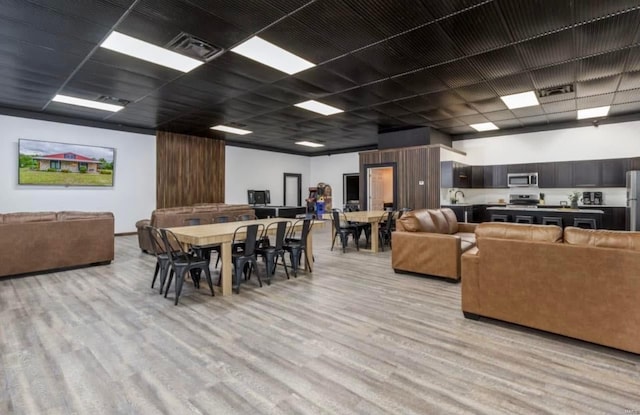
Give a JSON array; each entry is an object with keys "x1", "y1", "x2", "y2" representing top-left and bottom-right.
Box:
[
  {"x1": 0, "y1": 211, "x2": 114, "y2": 278},
  {"x1": 462, "y1": 222, "x2": 640, "y2": 354},
  {"x1": 392, "y1": 208, "x2": 478, "y2": 280},
  {"x1": 135, "y1": 203, "x2": 255, "y2": 253}
]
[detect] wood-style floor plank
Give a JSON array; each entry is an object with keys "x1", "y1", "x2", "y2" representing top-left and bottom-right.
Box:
[{"x1": 0, "y1": 228, "x2": 638, "y2": 414}]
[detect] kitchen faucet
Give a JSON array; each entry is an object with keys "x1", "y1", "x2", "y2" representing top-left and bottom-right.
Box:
[{"x1": 454, "y1": 190, "x2": 465, "y2": 202}]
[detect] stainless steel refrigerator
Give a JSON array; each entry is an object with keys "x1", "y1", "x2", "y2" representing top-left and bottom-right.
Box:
[{"x1": 627, "y1": 171, "x2": 640, "y2": 231}]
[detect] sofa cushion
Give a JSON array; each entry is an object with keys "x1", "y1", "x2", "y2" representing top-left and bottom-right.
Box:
[
  {"x1": 397, "y1": 213, "x2": 420, "y2": 232},
  {"x1": 57, "y1": 211, "x2": 113, "y2": 221},
  {"x1": 0, "y1": 214, "x2": 3, "y2": 224},
  {"x1": 441, "y1": 208, "x2": 459, "y2": 234},
  {"x1": 475, "y1": 222, "x2": 563, "y2": 249},
  {"x1": 455, "y1": 232, "x2": 476, "y2": 245},
  {"x1": 413, "y1": 210, "x2": 438, "y2": 233},
  {"x1": 3, "y1": 212, "x2": 57, "y2": 224},
  {"x1": 428, "y1": 209, "x2": 449, "y2": 234},
  {"x1": 564, "y1": 227, "x2": 640, "y2": 251},
  {"x1": 461, "y1": 240, "x2": 475, "y2": 253}
]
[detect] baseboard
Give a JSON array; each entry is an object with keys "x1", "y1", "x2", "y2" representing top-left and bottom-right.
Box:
[{"x1": 115, "y1": 232, "x2": 137, "y2": 236}]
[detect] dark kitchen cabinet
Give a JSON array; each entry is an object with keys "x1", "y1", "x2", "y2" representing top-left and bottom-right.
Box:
[
  {"x1": 629, "y1": 157, "x2": 640, "y2": 171},
  {"x1": 573, "y1": 160, "x2": 601, "y2": 187},
  {"x1": 441, "y1": 161, "x2": 470, "y2": 188},
  {"x1": 507, "y1": 163, "x2": 535, "y2": 174},
  {"x1": 555, "y1": 162, "x2": 573, "y2": 188},
  {"x1": 600, "y1": 159, "x2": 628, "y2": 187},
  {"x1": 471, "y1": 165, "x2": 484, "y2": 188},
  {"x1": 536, "y1": 162, "x2": 556, "y2": 188},
  {"x1": 483, "y1": 165, "x2": 507, "y2": 188}
]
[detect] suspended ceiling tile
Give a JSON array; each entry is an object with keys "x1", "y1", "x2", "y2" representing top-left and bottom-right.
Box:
[
  {"x1": 577, "y1": 50, "x2": 628, "y2": 81},
  {"x1": 516, "y1": 30, "x2": 574, "y2": 69},
  {"x1": 321, "y1": 54, "x2": 385, "y2": 85},
  {"x1": 484, "y1": 109, "x2": 517, "y2": 121},
  {"x1": 429, "y1": 59, "x2": 484, "y2": 89},
  {"x1": 489, "y1": 73, "x2": 535, "y2": 96},
  {"x1": 392, "y1": 69, "x2": 448, "y2": 94},
  {"x1": 576, "y1": 75, "x2": 621, "y2": 97},
  {"x1": 574, "y1": 11, "x2": 640, "y2": 56},
  {"x1": 542, "y1": 100, "x2": 577, "y2": 114},
  {"x1": 470, "y1": 98, "x2": 509, "y2": 113},
  {"x1": 610, "y1": 101, "x2": 640, "y2": 115},
  {"x1": 511, "y1": 105, "x2": 545, "y2": 118},
  {"x1": 468, "y1": 46, "x2": 526, "y2": 80},
  {"x1": 497, "y1": 0, "x2": 572, "y2": 40},
  {"x1": 545, "y1": 111, "x2": 578, "y2": 122},
  {"x1": 453, "y1": 83, "x2": 497, "y2": 102},
  {"x1": 530, "y1": 62, "x2": 577, "y2": 89},
  {"x1": 576, "y1": 93, "x2": 615, "y2": 109},
  {"x1": 613, "y1": 88, "x2": 640, "y2": 104}
]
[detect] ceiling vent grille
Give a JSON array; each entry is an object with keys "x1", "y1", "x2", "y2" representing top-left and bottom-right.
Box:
[
  {"x1": 97, "y1": 95, "x2": 130, "y2": 106},
  {"x1": 167, "y1": 32, "x2": 223, "y2": 62},
  {"x1": 538, "y1": 84, "x2": 574, "y2": 98}
]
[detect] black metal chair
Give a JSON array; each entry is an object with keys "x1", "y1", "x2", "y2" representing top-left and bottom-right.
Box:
[
  {"x1": 331, "y1": 210, "x2": 359, "y2": 253},
  {"x1": 542, "y1": 216, "x2": 563, "y2": 226},
  {"x1": 230, "y1": 223, "x2": 264, "y2": 294},
  {"x1": 284, "y1": 219, "x2": 313, "y2": 277},
  {"x1": 211, "y1": 215, "x2": 231, "y2": 269},
  {"x1": 491, "y1": 214, "x2": 510, "y2": 222},
  {"x1": 515, "y1": 215, "x2": 534, "y2": 224},
  {"x1": 160, "y1": 229, "x2": 214, "y2": 305},
  {"x1": 378, "y1": 211, "x2": 395, "y2": 251},
  {"x1": 145, "y1": 226, "x2": 171, "y2": 294},
  {"x1": 255, "y1": 221, "x2": 290, "y2": 284},
  {"x1": 573, "y1": 217, "x2": 597, "y2": 229}
]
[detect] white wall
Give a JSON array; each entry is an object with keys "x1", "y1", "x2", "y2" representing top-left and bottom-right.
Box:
[
  {"x1": 225, "y1": 146, "x2": 311, "y2": 205},
  {"x1": 309, "y1": 152, "x2": 359, "y2": 209},
  {"x1": 1, "y1": 114, "x2": 156, "y2": 233},
  {"x1": 453, "y1": 120, "x2": 640, "y2": 165}
]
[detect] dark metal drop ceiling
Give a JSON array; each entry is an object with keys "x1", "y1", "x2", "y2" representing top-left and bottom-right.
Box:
[{"x1": 2, "y1": 0, "x2": 640, "y2": 154}]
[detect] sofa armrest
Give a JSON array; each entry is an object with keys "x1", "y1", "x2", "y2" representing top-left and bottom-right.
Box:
[
  {"x1": 391, "y1": 231, "x2": 462, "y2": 280},
  {"x1": 136, "y1": 219, "x2": 150, "y2": 229},
  {"x1": 458, "y1": 223, "x2": 478, "y2": 233},
  {"x1": 461, "y1": 247, "x2": 481, "y2": 315}
]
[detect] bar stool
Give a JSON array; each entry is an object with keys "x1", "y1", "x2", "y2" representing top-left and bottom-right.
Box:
[
  {"x1": 573, "y1": 218, "x2": 597, "y2": 229},
  {"x1": 491, "y1": 214, "x2": 509, "y2": 222},
  {"x1": 515, "y1": 215, "x2": 534, "y2": 224},
  {"x1": 542, "y1": 217, "x2": 563, "y2": 227}
]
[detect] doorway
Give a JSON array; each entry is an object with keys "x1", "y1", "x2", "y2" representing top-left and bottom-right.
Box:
[
  {"x1": 364, "y1": 163, "x2": 397, "y2": 211},
  {"x1": 283, "y1": 173, "x2": 302, "y2": 206}
]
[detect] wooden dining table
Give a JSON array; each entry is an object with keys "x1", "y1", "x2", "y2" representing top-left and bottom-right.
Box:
[
  {"x1": 323, "y1": 210, "x2": 388, "y2": 253},
  {"x1": 167, "y1": 217, "x2": 323, "y2": 296}
]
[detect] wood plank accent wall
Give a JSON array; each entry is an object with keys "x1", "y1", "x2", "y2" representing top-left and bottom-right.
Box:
[
  {"x1": 156, "y1": 131, "x2": 225, "y2": 208},
  {"x1": 359, "y1": 146, "x2": 441, "y2": 210}
]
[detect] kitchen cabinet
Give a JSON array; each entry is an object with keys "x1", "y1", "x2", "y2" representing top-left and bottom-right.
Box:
[
  {"x1": 555, "y1": 162, "x2": 573, "y2": 188},
  {"x1": 536, "y1": 162, "x2": 556, "y2": 188},
  {"x1": 573, "y1": 160, "x2": 601, "y2": 187},
  {"x1": 507, "y1": 163, "x2": 536, "y2": 174},
  {"x1": 483, "y1": 165, "x2": 507, "y2": 188},
  {"x1": 441, "y1": 161, "x2": 470, "y2": 188},
  {"x1": 600, "y1": 159, "x2": 628, "y2": 187},
  {"x1": 443, "y1": 204, "x2": 474, "y2": 223},
  {"x1": 471, "y1": 165, "x2": 484, "y2": 188}
]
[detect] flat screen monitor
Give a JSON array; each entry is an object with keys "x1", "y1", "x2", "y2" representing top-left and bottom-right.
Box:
[{"x1": 248, "y1": 189, "x2": 270, "y2": 205}]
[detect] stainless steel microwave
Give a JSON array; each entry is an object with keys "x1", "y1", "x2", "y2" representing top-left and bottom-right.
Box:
[{"x1": 507, "y1": 172, "x2": 539, "y2": 187}]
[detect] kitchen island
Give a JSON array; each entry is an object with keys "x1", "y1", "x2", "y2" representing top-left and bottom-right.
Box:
[{"x1": 486, "y1": 206, "x2": 604, "y2": 228}]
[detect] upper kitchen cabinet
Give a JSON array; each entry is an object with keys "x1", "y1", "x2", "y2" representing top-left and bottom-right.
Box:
[
  {"x1": 600, "y1": 159, "x2": 628, "y2": 187},
  {"x1": 555, "y1": 162, "x2": 573, "y2": 188},
  {"x1": 441, "y1": 161, "x2": 471, "y2": 188},
  {"x1": 471, "y1": 165, "x2": 485, "y2": 188},
  {"x1": 536, "y1": 162, "x2": 556, "y2": 188},
  {"x1": 573, "y1": 160, "x2": 601, "y2": 187},
  {"x1": 507, "y1": 163, "x2": 536, "y2": 174},
  {"x1": 483, "y1": 164, "x2": 507, "y2": 188}
]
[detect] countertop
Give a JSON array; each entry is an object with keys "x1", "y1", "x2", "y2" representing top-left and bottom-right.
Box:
[{"x1": 487, "y1": 206, "x2": 604, "y2": 214}]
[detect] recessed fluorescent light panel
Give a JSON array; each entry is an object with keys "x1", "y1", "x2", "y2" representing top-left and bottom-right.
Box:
[
  {"x1": 295, "y1": 141, "x2": 325, "y2": 148},
  {"x1": 230, "y1": 36, "x2": 315, "y2": 75},
  {"x1": 211, "y1": 125, "x2": 252, "y2": 135},
  {"x1": 470, "y1": 122, "x2": 499, "y2": 132},
  {"x1": 577, "y1": 106, "x2": 610, "y2": 120},
  {"x1": 101, "y1": 31, "x2": 203, "y2": 73},
  {"x1": 294, "y1": 100, "x2": 344, "y2": 116},
  {"x1": 500, "y1": 91, "x2": 539, "y2": 109},
  {"x1": 52, "y1": 94, "x2": 124, "y2": 112}
]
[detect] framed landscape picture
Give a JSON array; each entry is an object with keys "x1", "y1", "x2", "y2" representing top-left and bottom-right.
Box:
[{"x1": 18, "y1": 139, "x2": 115, "y2": 187}]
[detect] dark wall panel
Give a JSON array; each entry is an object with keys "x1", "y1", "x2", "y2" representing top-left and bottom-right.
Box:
[
  {"x1": 157, "y1": 131, "x2": 225, "y2": 208},
  {"x1": 359, "y1": 146, "x2": 441, "y2": 210}
]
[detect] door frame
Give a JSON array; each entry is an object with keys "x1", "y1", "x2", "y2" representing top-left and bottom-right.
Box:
[
  {"x1": 283, "y1": 173, "x2": 302, "y2": 206},
  {"x1": 362, "y1": 162, "x2": 397, "y2": 211}
]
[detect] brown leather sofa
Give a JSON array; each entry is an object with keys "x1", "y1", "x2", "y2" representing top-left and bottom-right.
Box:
[
  {"x1": 392, "y1": 208, "x2": 478, "y2": 281},
  {"x1": 0, "y1": 211, "x2": 114, "y2": 278},
  {"x1": 135, "y1": 203, "x2": 255, "y2": 253},
  {"x1": 462, "y1": 222, "x2": 640, "y2": 354}
]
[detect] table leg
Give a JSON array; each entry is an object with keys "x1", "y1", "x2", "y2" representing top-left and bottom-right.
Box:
[
  {"x1": 220, "y1": 241, "x2": 232, "y2": 296},
  {"x1": 370, "y1": 221, "x2": 380, "y2": 253},
  {"x1": 305, "y1": 230, "x2": 314, "y2": 272}
]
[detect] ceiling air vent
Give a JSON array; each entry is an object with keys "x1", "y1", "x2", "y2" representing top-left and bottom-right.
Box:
[
  {"x1": 167, "y1": 32, "x2": 223, "y2": 62},
  {"x1": 97, "y1": 95, "x2": 130, "y2": 106},
  {"x1": 538, "y1": 84, "x2": 574, "y2": 98}
]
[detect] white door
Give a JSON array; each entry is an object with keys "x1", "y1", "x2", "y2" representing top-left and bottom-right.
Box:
[{"x1": 368, "y1": 167, "x2": 387, "y2": 210}]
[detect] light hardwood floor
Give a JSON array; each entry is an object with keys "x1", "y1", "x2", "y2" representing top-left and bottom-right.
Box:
[{"x1": 1, "y1": 228, "x2": 638, "y2": 414}]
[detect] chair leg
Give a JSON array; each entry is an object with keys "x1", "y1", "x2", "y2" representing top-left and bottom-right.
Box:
[
  {"x1": 203, "y1": 267, "x2": 214, "y2": 296},
  {"x1": 331, "y1": 233, "x2": 337, "y2": 251},
  {"x1": 174, "y1": 270, "x2": 186, "y2": 305},
  {"x1": 159, "y1": 262, "x2": 169, "y2": 294},
  {"x1": 151, "y1": 262, "x2": 160, "y2": 288},
  {"x1": 253, "y1": 259, "x2": 262, "y2": 287},
  {"x1": 164, "y1": 269, "x2": 175, "y2": 298},
  {"x1": 290, "y1": 250, "x2": 299, "y2": 278},
  {"x1": 341, "y1": 233, "x2": 347, "y2": 253},
  {"x1": 280, "y1": 252, "x2": 290, "y2": 279},
  {"x1": 354, "y1": 232, "x2": 359, "y2": 251},
  {"x1": 303, "y1": 248, "x2": 312, "y2": 273}
]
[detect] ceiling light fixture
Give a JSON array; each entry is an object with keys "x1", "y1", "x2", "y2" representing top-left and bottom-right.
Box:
[
  {"x1": 230, "y1": 36, "x2": 315, "y2": 75},
  {"x1": 500, "y1": 91, "x2": 539, "y2": 109},
  {"x1": 101, "y1": 31, "x2": 204, "y2": 73},
  {"x1": 577, "y1": 106, "x2": 610, "y2": 120},
  {"x1": 470, "y1": 122, "x2": 499, "y2": 132},
  {"x1": 211, "y1": 125, "x2": 252, "y2": 135},
  {"x1": 295, "y1": 141, "x2": 325, "y2": 148},
  {"x1": 294, "y1": 100, "x2": 344, "y2": 116},
  {"x1": 52, "y1": 94, "x2": 124, "y2": 112}
]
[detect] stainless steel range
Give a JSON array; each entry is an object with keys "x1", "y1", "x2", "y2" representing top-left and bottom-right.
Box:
[{"x1": 508, "y1": 194, "x2": 540, "y2": 208}]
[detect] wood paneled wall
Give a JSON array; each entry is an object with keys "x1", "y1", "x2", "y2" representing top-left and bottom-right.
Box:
[
  {"x1": 359, "y1": 146, "x2": 440, "y2": 210},
  {"x1": 156, "y1": 131, "x2": 225, "y2": 208}
]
